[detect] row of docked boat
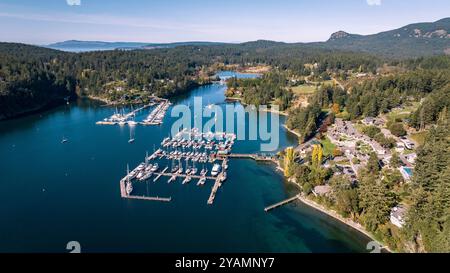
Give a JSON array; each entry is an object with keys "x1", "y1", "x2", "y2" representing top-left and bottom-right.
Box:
[
  {"x1": 161, "y1": 137, "x2": 233, "y2": 153},
  {"x1": 168, "y1": 150, "x2": 209, "y2": 163},
  {"x1": 174, "y1": 128, "x2": 237, "y2": 142},
  {"x1": 142, "y1": 100, "x2": 170, "y2": 124}
]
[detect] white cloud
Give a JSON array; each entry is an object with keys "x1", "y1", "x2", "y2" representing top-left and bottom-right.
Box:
[
  {"x1": 66, "y1": 0, "x2": 81, "y2": 6},
  {"x1": 366, "y1": 0, "x2": 381, "y2": 6}
]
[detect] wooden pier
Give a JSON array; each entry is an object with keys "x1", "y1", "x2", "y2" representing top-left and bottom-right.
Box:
[
  {"x1": 120, "y1": 179, "x2": 127, "y2": 197},
  {"x1": 141, "y1": 99, "x2": 170, "y2": 125},
  {"x1": 119, "y1": 179, "x2": 171, "y2": 202},
  {"x1": 264, "y1": 195, "x2": 300, "y2": 212},
  {"x1": 124, "y1": 195, "x2": 172, "y2": 202},
  {"x1": 224, "y1": 153, "x2": 277, "y2": 162},
  {"x1": 207, "y1": 173, "x2": 225, "y2": 205}
]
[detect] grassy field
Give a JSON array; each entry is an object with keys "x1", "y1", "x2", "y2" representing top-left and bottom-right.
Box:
[
  {"x1": 410, "y1": 131, "x2": 428, "y2": 146},
  {"x1": 320, "y1": 137, "x2": 336, "y2": 156},
  {"x1": 386, "y1": 102, "x2": 420, "y2": 123},
  {"x1": 291, "y1": 84, "x2": 317, "y2": 95}
]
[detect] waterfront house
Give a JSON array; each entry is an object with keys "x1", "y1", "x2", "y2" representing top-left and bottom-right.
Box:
[{"x1": 390, "y1": 205, "x2": 407, "y2": 228}]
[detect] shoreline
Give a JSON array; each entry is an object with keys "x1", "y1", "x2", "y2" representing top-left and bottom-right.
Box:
[
  {"x1": 272, "y1": 119, "x2": 393, "y2": 252},
  {"x1": 283, "y1": 124, "x2": 301, "y2": 138},
  {"x1": 225, "y1": 96, "x2": 289, "y2": 117},
  {"x1": 296, "y1": 194, "x2": 392, "y2": 253},
  {"x1": 280, "y1": 164, "x2": 392, "y2": 253},
  {"x1": 274, "y1": 167, "x2": 393, "y2": 253}
]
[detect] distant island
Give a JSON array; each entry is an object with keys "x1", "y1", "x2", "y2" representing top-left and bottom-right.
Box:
[{"x1": 46, "y1": 40, "x2": 227, "y2": 52}]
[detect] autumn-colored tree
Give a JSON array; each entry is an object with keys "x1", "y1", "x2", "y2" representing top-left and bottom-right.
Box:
[
  {"x1": 311, "y1": 144, "x2": 323, "y2": 169},
  {"x1": 333, "y1": 147, "x2": 343, "y2": 157},
  {"x1": 284, "y1": 147, "x2": 295, "y2": 177},
  {"x1": 331, "y1": 103, "x2": 340, "y2": 114}
]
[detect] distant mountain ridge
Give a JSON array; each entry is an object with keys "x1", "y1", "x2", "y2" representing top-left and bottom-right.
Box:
[
  {"x1": 45, "y1": 18, "x2": 450, "y2": 57},
  {"x1": 318, "y1": 17, "x2": 450, "y2": 58}
]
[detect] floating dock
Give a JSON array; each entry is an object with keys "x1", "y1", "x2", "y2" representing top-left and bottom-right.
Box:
[
  {"x1": 141, "y1": 99, "x2": 170, "y2": 125},
  {"x1": 224, "y1": 153, "x2": 277, "y2": 162},
  {"x1": 207, "y1": 172, "x2": 226, "y2": 205},
  {"x1": 119, "y1": 179, "x2": 171, "y2": 202},
  {"x1": 124, "y1": 195, "x2": 172, "y2": 202}
]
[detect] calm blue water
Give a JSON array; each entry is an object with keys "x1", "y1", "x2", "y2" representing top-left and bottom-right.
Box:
[
  {"x1": 0, "y1": 72, "x2": 370, "y2": 253},
  {"x1": 216, "y1": 71, "x2": 261, "y2": 79}
]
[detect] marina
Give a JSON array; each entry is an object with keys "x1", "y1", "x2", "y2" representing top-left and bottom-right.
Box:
[
  {"x1": 120, "y1": 128, "x2": 233, "y2": 204},
  {"x1": 96, "y1": 98, "x2": 171, "y2": 126}
]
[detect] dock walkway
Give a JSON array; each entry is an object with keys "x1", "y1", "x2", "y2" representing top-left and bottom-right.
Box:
[
  {"x1": 264, "y1": 195, "x2": 300, "y2": 212},
  {"x1": 119, "y1": 179, "x2": 171, "y2": 202},
  {"x1": 224, "y1": 153, "x2": 277, "y2": 162},
  {"x1": 207, "y1": 173, "x2": 225, "y2": 205}
]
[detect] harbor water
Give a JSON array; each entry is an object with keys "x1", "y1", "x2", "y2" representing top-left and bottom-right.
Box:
[{"x1": 0, "y1": 72, "x2": 371, "y2": 252}]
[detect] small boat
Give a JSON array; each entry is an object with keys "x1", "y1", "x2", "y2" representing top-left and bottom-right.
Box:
[
  {"x1": 190, "y1": 167, "x2": 198, "y2": 175},
  {"x1": 128, "y1": 128, "x2": 135, "y2": 143},
  {"x1": 162, "y1": 137, "x2": 171, "y2": 144},
  {"x1": 168, "y1": 174, "x2": 177, "y2": 183},
  {"x1": 61, "y1": 137, "x2": 68, "y2": 144},
  {"x1": 126, "y1": 180, "x2": 133, "y2": 195},
  {"x1": 220, "y1": 171, "x2": 227, "y2": 182},
  {"x1": 182, "y1": 176, "x2": 192, "y2": 185},
  {"x1": 136, "y1": 171, "x2": 145, "y2": 180},
  {"x1": 197, "y1": 177, "x2": 206, "y2": 186},
  {"x1": 128, "y1": 120, "x2": 138, "y2": 126},
  {"x1": 211, "y1": 164, "x2": 221, "y2": 176},
  {"x1": 140, "y1": 172, "x2": 153, "y2": 181},
  {"x1": 150, "y1": 163, "x2": 159, "y2": 172}
]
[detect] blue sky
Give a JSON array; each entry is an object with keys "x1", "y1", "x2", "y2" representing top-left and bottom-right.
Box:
[{"x1": 0, "y1": 0, "x2": 448, "y2": 44}]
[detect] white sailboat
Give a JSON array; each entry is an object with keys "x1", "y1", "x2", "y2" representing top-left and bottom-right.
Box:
[
  {"x1": 128, "y1": 126, "x2": 135, "y2": 143},
  {"x1": 126, "y1": 164, "x2": 133, "y2": 195}
]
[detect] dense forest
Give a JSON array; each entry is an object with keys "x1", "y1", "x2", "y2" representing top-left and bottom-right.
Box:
[
  {"x1": 226, "y1": 71, "x2": 293, "y2": 110},
  {"x1": 0, "y1": 41, "x2": 382, "y2": 119}
]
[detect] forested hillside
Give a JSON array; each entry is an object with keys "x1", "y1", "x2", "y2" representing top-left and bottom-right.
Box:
[
  {"x1": 316, "y1": 18, "x2": 450, "y2": 58},
  {"x1": 0, "y1": 41, "x2": 380, "y2": 120}
]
